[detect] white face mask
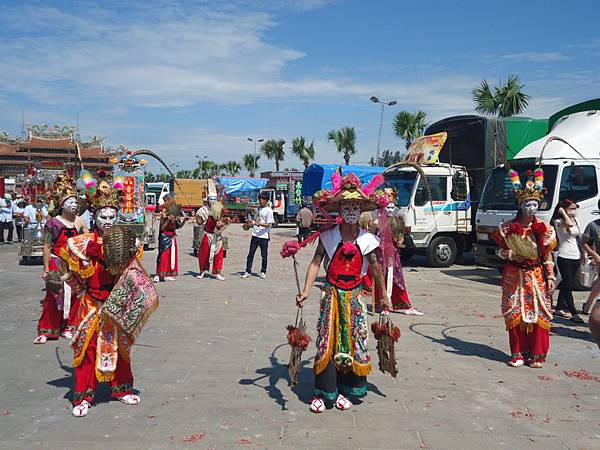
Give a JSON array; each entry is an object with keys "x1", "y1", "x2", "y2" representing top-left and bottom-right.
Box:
[
  {"x1": 340, "y1": 202, "x2": 361, "y2": 224},
  {"x1": 95, "y1": 207, "x2": 117, "y2": 231},
  {"x1": 62, "y1": 196, "x2": 78, "y2": 215},
  {"x1": 520, "y1": 200, "x2": 539, "y2": 217},
  {"x1": 385, "y1": 203, "x2": 397, "y2": 217},
  {"x1": 207, "y1": 195, "x2": 217, "y2": 204}
]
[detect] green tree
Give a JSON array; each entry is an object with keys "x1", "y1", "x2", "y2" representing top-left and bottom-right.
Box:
[
  {"x1": 291, "y1": 136, "x2": 315, "y2": 168},
  {"x1": 260, "y1": 139, "x2": 286, "y2": 171},
  {"x1": 369, "y1": 149, "x2": 402, "y2": 166},
  {"x1": 327, "y1": 127, "x2": 356, "y2": 165},
  {"x1": 472, "y1": 74, "x2": 530, "y2": 117},
  {"x1": 223, "y1": 160, "x2": 241, "y2": 176},
  {"x1": 242, "y1": 153, "x2": 260, "y2": 177},
  {"x1": 393, "y1": 111, "x2": 428, "y2": 149}
]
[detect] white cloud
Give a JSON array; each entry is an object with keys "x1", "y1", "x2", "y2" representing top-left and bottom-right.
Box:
[{"x1": 500, "y1": 52, "x2": 570, "y2": 63}]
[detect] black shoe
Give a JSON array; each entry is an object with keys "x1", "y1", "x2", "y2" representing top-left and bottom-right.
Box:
[{"x1": 571, "y1": 315, "x2": 585, "y2": 324}]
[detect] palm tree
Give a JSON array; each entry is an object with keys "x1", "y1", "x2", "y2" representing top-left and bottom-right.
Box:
[
  {"x1": 327, "y1": 127, "x2": 356, "y2": 165},
  {"x1": 291, "y1": 136, "x2": 315, "y2": 168},
  {"x1": 242, "y1": 153, "x2": 260, "y2": 177},
  {"x1": 393, "y1": 111, "x2": 428, "y2": 149},
  {"x1": 472, "y1": 74, "x2": 530, "y2": 117},
  {"x1": 224, "y1": 160, "x2": 241, "y2": 176},
  {"x1": 260, "y1": 139, "x2": 286, "y2": 171}
]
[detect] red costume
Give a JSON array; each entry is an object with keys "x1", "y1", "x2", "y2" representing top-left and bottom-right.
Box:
[
  {"x1": 156, "y1": 222, "x2": 178, "y2": 277},
  {"x1": 197, "y1": 216, "x2": 225, "y2": 274}
]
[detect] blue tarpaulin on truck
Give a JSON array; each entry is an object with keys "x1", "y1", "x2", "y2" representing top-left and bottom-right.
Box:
[
  {"x1": 216, "y1": 177, "x2": 268, "y2": 195},
  {"x1": 301, "y1": 164, "x2": 386, "y2": 197}
]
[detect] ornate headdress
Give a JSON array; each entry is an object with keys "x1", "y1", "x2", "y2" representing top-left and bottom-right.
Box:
[
  {"x1": 382, "y1": 187, "x2": 398, "y2": 204},
  {"x1": 81, "y1": 170, "x2": 121, "y2": 212},
  {"x1": 508, "y1": 167, "x2": 546, "y2": 204},
  {"x1": 313, "y1": 172, "x2": 387, "y2": 212},
  {"x1": 52, "y1": 171, "x2": 78, "y2": 205}
]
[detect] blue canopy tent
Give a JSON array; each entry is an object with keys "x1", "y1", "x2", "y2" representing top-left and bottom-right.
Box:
[
  {"x1": 301, "y1": 164, "x2": 386, "y2": 197},
  {"x1": 216, "y1": 177, "x2": 268, "y2": 195}
]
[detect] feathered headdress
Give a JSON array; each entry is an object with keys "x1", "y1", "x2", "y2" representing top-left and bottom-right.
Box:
[
  {"x1": 313, "y1": 172, "x2": 385, "y2": 212},
  {"x1": 81, "y1": 170, "x2": 121, "y2": 212},
  {"x1": 508, "y1": 167, "x2": 546, "y2": 204}
]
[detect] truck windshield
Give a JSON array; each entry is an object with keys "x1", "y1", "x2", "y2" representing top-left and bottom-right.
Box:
[
  {"x1": 386, "y1": 172, "x2": 418, "y2": 207},
  {"x1": 479, "y1": 163, "x2": 557, "y2": 211}
]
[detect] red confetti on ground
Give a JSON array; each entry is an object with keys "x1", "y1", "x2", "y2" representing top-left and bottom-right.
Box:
[
  {"x1": 493, "y1": 315, "x2": 502, "y2": 319},
  {"x1": 147, "y1": 415, "x2": 155, "y2": 419},
  {"x1": 563, "y1": 369, "x2": 600, "y2": 382},
  {"x1": 511, "y1": 410, "x2": 523, "y2": 418},
  {"x1": 537, "y1": 375, "x2": 553, "y2": 381},
  {"x1": 182, "y1": 433, "x2": 206, "y2": 443},
  {"x1": 2, "y1": 410, "x2": 10, "y2": 416},
  {"x1": 239, "y1": 438, "x2": 252, "y2": 444},
  {"x1": 511, "y1": 408, "x2": 535, "y2": 420}
]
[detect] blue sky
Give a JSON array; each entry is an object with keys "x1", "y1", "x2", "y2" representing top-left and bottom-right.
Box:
[{"x1": 0, "y1": 0, "x2": 599, "y2": 174}]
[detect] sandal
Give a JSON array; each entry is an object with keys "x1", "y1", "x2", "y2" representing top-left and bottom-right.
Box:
[
  {"x1": 334, "y1": 394, "x2": 353, "y2": 411},
  {"x1": 72, "y1": 400, "x2": 91, "y2": 417},
  {"x1": 531, "y1": 362, "x2": 543, "y2": 369},
  {"x1": 507, "y1": 358, "x2": 524, "y2": 368},
  {"x1": 554, "y1": 310, "x2": 572, "y2": 319},
  {"x1": 33, "y1": 335, "x2": 47, "y2": 345},
  {"x1": 309, "y1": 396, "x2": 325, "y2": 413},
  {"x1": 119, "y1": 394, "x2": 141, "y2": 405}
]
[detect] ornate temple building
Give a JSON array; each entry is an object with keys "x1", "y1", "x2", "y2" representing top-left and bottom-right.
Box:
[{"x1": 0, "y1": 125, "x2": 112, "y2": 194}]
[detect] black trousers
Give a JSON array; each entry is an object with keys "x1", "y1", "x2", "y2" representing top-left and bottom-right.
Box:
[
  {"x1": 0, "y1": 220, "x2": 13, "y2": 242},
  {"x1": 314, "y1": 360, "x2": 367, "y2": 402},
  {"x1": 556, "y1": 256, "x2": 580, "y2": 315},
  {"x1": 245, "y1": 236, "x2": 269, "y2": 274},
  {"x1": 298, "y1": 227, "x2": 311, "y2": 243}
]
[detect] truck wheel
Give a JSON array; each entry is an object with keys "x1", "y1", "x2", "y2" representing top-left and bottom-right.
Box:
[{"x1": 426, "y1": 236, "x2": 457, "y2": 267}]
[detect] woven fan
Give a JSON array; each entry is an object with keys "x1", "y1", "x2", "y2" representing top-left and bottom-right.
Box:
[
  {"x1": 102, "y1": 226, "x2": 138, "y2": 276},
  {"x1": 505, "y1": 234, "x2": 538, "y2": 260}
]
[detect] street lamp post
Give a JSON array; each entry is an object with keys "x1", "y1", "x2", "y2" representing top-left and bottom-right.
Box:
[
  {"x1": 370, "y1": 96, "x2": 397, "y2": 166},
  {"x1": 247, "y1": 137, "x2": 264, "y2": 177},
  {"x1": 195, "y1": 154, "x2": 208, "y2": 179}
]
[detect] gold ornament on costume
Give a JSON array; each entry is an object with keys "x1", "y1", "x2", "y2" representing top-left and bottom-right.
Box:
[
  {"x1": 383, "y1": 187, "x2": 398, "y2": 203},
  {"x1": 88, "y1": 179, "x2": 121, "y2": 212},
  {"x1": 52, "y1": 171, "x2": 78, "y2": 205}
]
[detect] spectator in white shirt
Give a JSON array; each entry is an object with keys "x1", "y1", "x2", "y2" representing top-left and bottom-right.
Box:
[
  {"x1": 12, "y1": 198, "x2": 25, "y2": 243},
  {"x1": 242, "y1": 192, "x2": 274, "y2": 279},
  {"x1": 552, "y1": 199, "x2": 584, "y2": 323},
  {"x1": 23, "y1": 198, "x2": 48, "y2": 229},
  {"x1": 0, "y1": 194, "x2": 14, "y2": 244}
]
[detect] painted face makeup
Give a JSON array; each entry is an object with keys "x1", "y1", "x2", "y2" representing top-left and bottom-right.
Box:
[
  {"x1": 95, "y1": 207, "x2": 118, "y2": 231},
  {"x1": 385, "y1": 202, "x2": 397, "y2": 217},
  {"x1": 520, "y1": 200, "x2": 539, "y2": 217},
  {"x1": 62, "y1": 196, "x2": 78, "y2": 215},
  {"x1": 340, "y1": 202, "x2": 362, "y2": 224}
]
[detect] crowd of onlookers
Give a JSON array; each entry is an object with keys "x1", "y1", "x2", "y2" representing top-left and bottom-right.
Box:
[
  {"x1": 551, "y1": 198, "x2": 600, "y2": 325},
  {"x1": 0, "y1": 193, "x2": 49, "y2": 244}
]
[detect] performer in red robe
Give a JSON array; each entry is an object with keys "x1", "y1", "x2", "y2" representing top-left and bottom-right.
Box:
[
  {"x1": 34, "y1": 172, "x2": 88, "y2": 344},
  {"x1": 197, "y1": 198, "x2": 229, "y2": 280},
  {"x1": 63, "y1": 176, "x2": 157, "y2": 417},
  {"x1": 154, "y1": 195, "x2": 184, "y2": 282},
  {"x1": 492, "y1": 168, "x2": 556, "y2": 368}
]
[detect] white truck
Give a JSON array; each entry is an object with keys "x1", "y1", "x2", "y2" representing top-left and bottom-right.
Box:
[
  {"x1": 475, "y1": 109, "x2": 600, "y2": 277},
  {"x1": 384, "y1": 161, "x2": 472, "y2": 267}
]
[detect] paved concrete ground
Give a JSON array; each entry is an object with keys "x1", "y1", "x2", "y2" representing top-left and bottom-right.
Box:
[{"x1": 0, "y1": 224, "x2": 599, "y2": 450}]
